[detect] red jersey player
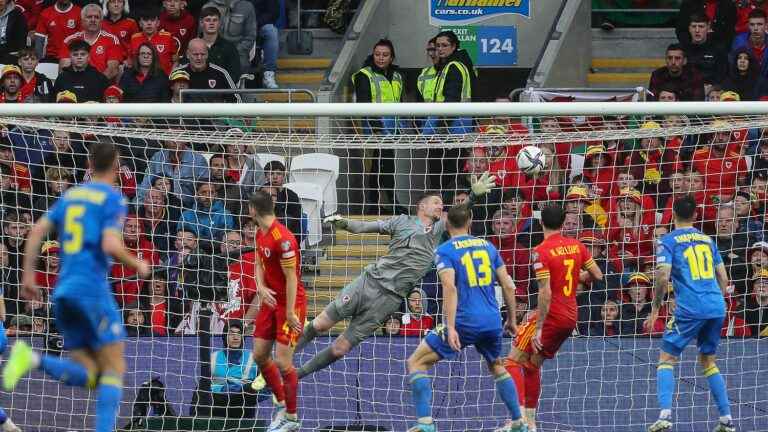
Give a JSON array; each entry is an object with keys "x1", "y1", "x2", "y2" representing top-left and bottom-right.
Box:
[
  {"x1": 500, "y1": 205, "x2": 603, "y2": 432},
  {"x1": 244, "y1": 191, "x2": 306, "y2": 432}
]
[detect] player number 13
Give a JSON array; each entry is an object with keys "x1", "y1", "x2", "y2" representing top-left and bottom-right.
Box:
[{"x1": 460, "y1": 250, "x2": 492, "y2": 287}]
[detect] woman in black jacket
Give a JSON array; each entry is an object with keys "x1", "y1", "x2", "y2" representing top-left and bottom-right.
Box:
[
  {"x1": 0, "y1": 1, "x2": 27, "y2": 64},
  {"x1": 119, "y1": 42, "x2": 170, "y2": 102},
  {"x1": 722, "y1": 47, "x2": 760, "y2": 101}
]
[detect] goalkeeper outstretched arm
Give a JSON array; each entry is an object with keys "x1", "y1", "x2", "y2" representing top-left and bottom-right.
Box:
[{"x1": 324, "y1": 214, "x2": 386, "y2": 234}]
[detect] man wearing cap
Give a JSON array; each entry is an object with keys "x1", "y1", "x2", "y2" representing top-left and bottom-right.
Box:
[
  {"x1": 36, "y1": 240, "x2": 60, "y2": 293},
  {"x1": 564, "y1": 185, "x2": 604, "y2": 228},
  {"x1": 60, "y1": 3, "x2": 123, "y2": 80},
  {"x1": 649, "y1": 43, "x2": 705, "y2": 101},
  {"x1": 745, "y1": 270, "x2": 768, "y2": 336},
  {"x1": 621, "y1": 272, "x2": 653, "y2": 335},
  {"x1": 0, "y1": 66, "x2": 28, "y2": 103},
  {"x1": 129, "y1": 8, "x2": 180, "y2": 75},
  {"x1": 174, "y1": 38, "x2": 240, "y2": 103},
  {"x1": 53, "y1": 39, "x2": 109, "y2": 102},
  {"x1": 169, "y1": 69, "x2": 189, "y2": 102}
]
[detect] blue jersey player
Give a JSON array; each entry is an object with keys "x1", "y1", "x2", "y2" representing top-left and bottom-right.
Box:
[
  {"x1": 646, "y1": 195, "x2": 734, "y2": 432},
  {"x1": 3, "y1": 142, "x2": 150, "y2": 432},
  {"x1": 406, "y1": 204, "x2": 527, "y2": 432}
]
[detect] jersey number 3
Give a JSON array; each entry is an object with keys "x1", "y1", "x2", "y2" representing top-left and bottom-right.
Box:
[
  {"x1": 460, "y1": 250, "x2": 492, "y2": 287},
  {"x1": 683, "y1": 244, "x2": 714, "y2": 280},
  {"x1": 63, "y1": 205, "x2": 86, "y2": 254}
]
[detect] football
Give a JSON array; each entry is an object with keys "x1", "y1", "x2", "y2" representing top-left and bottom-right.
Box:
[{"x1": 516, "y1": 145, "x2": 546, "y2": 176}]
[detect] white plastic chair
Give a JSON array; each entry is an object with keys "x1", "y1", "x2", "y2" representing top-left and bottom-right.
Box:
[
  {"x1": 256, "y1": 153, "x2": 287, "y2": 170},
  {"x1": 283, "y1": 181, "x2": 324, "y2": 247},
  {"x1": 289, "y1": 153, "x2": 339, "y2": 216},
  {"x1": 36, "y1": 62, "x2": 59, "y2": 81}
]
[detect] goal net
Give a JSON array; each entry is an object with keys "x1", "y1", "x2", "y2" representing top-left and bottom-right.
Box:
[{"x1": 0, "y1": 102, "x2": 766, "y2": 432}]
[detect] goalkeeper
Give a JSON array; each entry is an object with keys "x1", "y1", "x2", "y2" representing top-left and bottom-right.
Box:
[{"x1": 293, "y1": 173, "x2": 497, "y2": 378}]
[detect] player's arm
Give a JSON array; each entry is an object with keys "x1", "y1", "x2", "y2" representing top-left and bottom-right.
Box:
[
  {"x1": 102, "y1": 229, "x2": 150, "y2": 277},
  {"x1": 437, "y1": 267, "x2": 462, "y2": 351},
  {"x1": 280, "y1": 252, "x2": 302, "y2": 333},
  {"x1": 645, "y1": 263, "x2": 672, "y2": 331},
  {"x1": 495, "y1": 265, "x2": 518, "y2": 336},
  {"x1": 714, "y1": 263, "x2": 730, "y2": 297},
  {"x1": 21, "y1": 216, "x2": 55, "y2": 301},
  {"x1": 253, "y1": 255, "x2": 276, "y2": 308},
  {"x1": 465, "y1": 171, "x2": 497, "y2": 209}
]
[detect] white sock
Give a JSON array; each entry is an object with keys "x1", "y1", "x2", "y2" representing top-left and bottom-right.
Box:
[
  {"x1": 660, "y1": 409, "x2": 672, "y2": 420},
  {"x1": 418, "y1": 416, "x2": 433, "y2": 425},
  {"x1": 30, "y1": 350, "x2": 40, "y2": 369},
  {"x1": 720, "y1": 415, "x2": 732, "y2": 423},
  {"x1": 524, "y1": 408, "x2": 537, "y2": 421}
]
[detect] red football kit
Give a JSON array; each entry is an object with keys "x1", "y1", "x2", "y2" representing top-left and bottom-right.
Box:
[
  {"x1": 216, "y1": 251, "x2": 258, "y2": 320},
  {"x1": 515, "y1": 233, "x2": 594, "y2": 359},
  {"x1": 691, "y1": 147, "x2": 748, "y2": 200},
  {"x1": 102, "y1": 17, "x2": 139, "y2": 54},
  {"x1": 130, "y1": 31, "x2": 179, "y2": 75},
  {"x1": 253, "y1": 219, "x2": 307, "y2": 347},
  {"x1": 160, "y1": 10, "x2": 196, "y2": 52},
  {"x1": 16, "y1": 0, "x2": 42, "y2": 30},
  {"x1": 35, "y1": 3, "x2": 81, "y2": 60},
  {"x1": 60, "y1": 31, "x2": 124, "y2": 74}
]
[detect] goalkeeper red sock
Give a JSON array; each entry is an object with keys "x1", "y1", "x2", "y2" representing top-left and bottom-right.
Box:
[
  {"x1": 504, "y1": 359, "x2": 526, "y2": 404},
  {"x1": 523, "y1": 365, "x2": 541, "y2": 409},
  {"x1": 282, "y1": 366, "x2": 299, "y2": 415},
  {"x1": 260, "y1": 361, "x2": 285, "y2": 403}
]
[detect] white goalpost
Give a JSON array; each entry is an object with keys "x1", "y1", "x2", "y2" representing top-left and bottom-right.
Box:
[{"x1": 0, "y1": 102, "x2": 766, "y2": 432}]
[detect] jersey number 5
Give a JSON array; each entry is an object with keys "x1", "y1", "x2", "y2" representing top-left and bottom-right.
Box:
[
  {"x1": 460, "y1": 250, "x2": 492, "y2": 287},
  {"x1": 63, "y1": 205, "x2": 86, "y2": 254},
  {"x1": 683, "y1": 244, "x2": 714, "y2": 280}
]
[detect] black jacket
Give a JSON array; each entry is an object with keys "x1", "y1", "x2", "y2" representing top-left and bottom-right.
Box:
[
  {"x1": 0, "y1": 5, "x2": 27, "y2": 64},
  {"x1": 435, "y1": 48, "x2": 477, "y2": 102},
  {"x1": 119, "y1": 68, "x2": 170, "y2": 103},
  {"x1": 174, "y1": 62, "x2": 240, "y2": 103},
  {"x1": 250, "y1": 0, "x2": 279, "y2": 26},
  {"x1": 25, "y1": 72, "x2": 54, "y2": 103},
  {"x1": 683, "y1": 39, "x2": 728, "y2": 85},
  {"x1": 722, "y1": 48, "x2": 760, "y2": 101},
  {"x1": 53, "y1": 65, "x2": 109, "y2": 102},
  {"x1": 274, "y1": 187, "x2": 303, "y2": 246},
  {"x1": 203, "y1": 37, "x2": 241, "y2": 82},
  {"x1": 677, "y1": 0, "x2": 736, "y2": 48},
  {"x1": 353, "y1": 55, "x2": 401, "y2": 103}
]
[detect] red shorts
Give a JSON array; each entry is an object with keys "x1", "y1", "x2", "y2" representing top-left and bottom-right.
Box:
[
  {"x1": 513, "y1": 311, "x2": 575, "y2": 359},
  {"x1": 252, "y1": 299, "x2": 307, "y2": 347}
]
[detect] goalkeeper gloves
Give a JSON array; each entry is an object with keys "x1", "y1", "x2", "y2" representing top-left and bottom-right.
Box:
[
  {"x1": 323, "y1": 214, "x2": 348, "y2": 230},
  {"x1": 470, "y1": 172, "x2": 497, "y2": 197}
]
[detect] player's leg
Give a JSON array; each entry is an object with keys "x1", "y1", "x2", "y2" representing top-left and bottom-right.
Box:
[
  {"x1": 479, "y1": 328, "x2": 525, "y2": 432},
  {"x1": 253, "y1": 337, "x2": 287, "y2": 428},
  {"x1": 92, "y1": 342, "x2": 127, "y2": 432},
  {"x1": 405, "y1": 336, "x2": 443, "y2": 432},
  {"x1": 0, "y1": 320, "x2": 20, "y2": 432},
  {"x1": 270, "y1": 303, "x2": 307, "y2": 432},
  {"x1": 294, "y1": 276, "x2": 364, "y2": 352},
  {"x1": 504, "y1": 312, "x2": 537, "y2": 413},
  {"x1": 696, "y1": 317, "x2": 734, "y2": 432}
]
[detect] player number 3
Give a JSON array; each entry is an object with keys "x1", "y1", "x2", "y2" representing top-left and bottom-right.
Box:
[
  {"x1": 683, "y1": 244, "x2": 714, "y2": 280},
  {"x1": 460, "y1": 250, "x2": 492, "y2": 287}
]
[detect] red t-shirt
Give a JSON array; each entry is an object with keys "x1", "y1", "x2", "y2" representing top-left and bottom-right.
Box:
[
  {"x1": 16, "y1": 0, "x2": 42, "y2": 30},
  {"x1": 532, "y1": 233, "x2": 594, "y2": 325},
  {"x1": 691, "y1": 148, "x2": 748, "y2": 199},
  {"x1": 60, "y1": 31, "x2": 123, "y2": 73},
  {"x1": 102, "y1": 16, "x2": 139, "y2": 54},
  {"x1": 256, "y1": 219, "x2": 306, "y2": 307},
  {"x1": 399, "y1": 314, "x2": 434, "y2": 336},
  {"x1": 219, "y1": 252, "x2": 259, "y2": 320},
  {"x1": 111, "y1": 237, "x2": 160, "y2": 306},
  {"x1": 7, "y1": 162, "x2": 31, "y2": 191},
  {"x1": 130, "y1": 31, "x2": 179, "y2": 75},
  {"x1": 150, "y1": 300, "x2": 167, "y2": 336},
  {"x1": 35, "y1": 3, "x2": 81, "y2": 59},
  {"x1": 160, "y1": 10, "x2": 196, "y2": 52}
]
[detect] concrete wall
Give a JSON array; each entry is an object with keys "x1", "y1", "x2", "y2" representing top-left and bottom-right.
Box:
[{"x1": 5, "y1": 337, "x2": 768, "y2": 432}]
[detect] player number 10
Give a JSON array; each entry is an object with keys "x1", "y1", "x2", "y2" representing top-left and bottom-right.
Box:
[
  {"x1": 460, "y1": 250, "x2": 492, "y2": 287},
  {"x1": 683, "y1": 244, "x2": 714, "y2": 280}
]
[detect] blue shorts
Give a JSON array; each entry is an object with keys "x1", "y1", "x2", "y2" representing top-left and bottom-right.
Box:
[
  {"x1": 53, "y1": 293, "x2": 125, "y2": 351},
  {"x1": 0, "y1": 321, "x2": 6, "y2": 355},
  {"x1": 424, "y1": 325, "x2": 503, "y2": 363},
  {"x1": 662, "y1": 315, "x2": 724, "y2": 357}
]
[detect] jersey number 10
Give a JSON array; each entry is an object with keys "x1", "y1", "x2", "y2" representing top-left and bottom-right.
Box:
[
  {"x1": 460, "y1": 250, "x2": 492, "y2": 287},
  {"x1": 683, "y1": 244, "x2": 714, "y2": 280}
]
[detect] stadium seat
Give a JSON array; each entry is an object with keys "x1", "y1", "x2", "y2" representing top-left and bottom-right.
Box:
[
  {"x1": 569, "y1": 153, "x2": 585, "y2": 181},
  {"x1": 256, "y1": 153, "x2": 287, "y2": 170},
  {"x1": 289, "y1": 153, "x2": 339, "y2": 216},
  {"x1": 283, "y1": 181, "x2": 324, "y2": 247},
  {"x1": 35, "y1": 62, "x2": 59, "y2": 81}
]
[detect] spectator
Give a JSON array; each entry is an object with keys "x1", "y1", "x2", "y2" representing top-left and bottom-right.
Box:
[
  {"x1": 382, "y1": 314, "x2": 401, "y2": 336},
  {"x1": 124, "y1": 303, "x2": 152, "y2": 337},
  {"x1": 215, "y1": 231, "x2": 258, "y2": 320},
  {"x1": 222, "y1": 128, "x2": 265, "y2": 193},
  {"x1": 0, "y1": 0, "x2": 28, "y2": 64},
  {"x1": 620, "y1": 272, "x2": 653, "y2": 335},
  {"x1": 130, "y1": 7, "x2": 180, "y2": 75},
  {"x1": 478, "y1": 126, "x2": 524, "y2": 190},
  {"x1": 745, "y1": 270, "x2": 768, "y2": 336},
  {"x1": 692, "y1": 121, "x2": 749, "y2": 206},
  {"x1": 682, "y1": 12, "x2": 728, "y2": 87},
  {"x1": 202, "y1": 0, "x2": 257, "y2": 71},
  {"x1": 15, "y1": 0, "x2": 39, "y2": 34},
  {"x1": 164, "y1": 228, "x2": 215, "y2": 329},
  {"x1": 416, "y1": 37, "x2": 438, "y2": 102},
  {"x1": 660, "y1": 171, "x2": 693, "y2": 227},
  {"x1": 60, "y1": 3, "x2": 123, "y2": 80},
  {"x1": 147, "y1": 272, "x2": 170, "y2": 336},
  {"x1": 730, "y1": 9, "x2": 768, "y2": 77},
  {"x1": 34, "y1": 239, "x2": 59, "y2": 294},
  {"x1": 3, "y1": 211, "x2": 26, "y2": 316},
  {"x1": 676, "y1": 0, "x2": 736, "y2": 48},
  {"x1": 260, "y1": 160, "x2": 302, "y2": 245},
  {"x1": 352, "y1": 39, "x2": 402, "y2": 213},
  {"x1": 241, "y1": 218, "x2": 256, "y2": 247},
  {"x1": 178, "y1": 179, "x2": 236, "y2": 246},
  {"x1": 0, "y1": 164, "x2": 32, "y2": 219},
  {"x1": 716, "y1": 205, "x2": 750, "y2": 262},
  {"x1": 119, "y1": 42, "x2": 171, "y2": 102},
  {"x1": 707, "y1": 84, "x2": 724, "y2": 101},
  {"x1": 733, "y1": 191, "x2": 763, "y2": 243},
  {"x1": 722, "y1": 48, "x2": 760, "y2": 100},
  {"x1": 561, "y1": 211, "x2": 582, "y2": 239},
  {"x1": 168, "y1": 68, "x2": 190, "y2": 102},
  {"x1": 649, "y1": 43, "x2": 705, "y2": 101},
  {"x1": 160, "y1": 0, "x2": 196, "y2": 52},
  {"x1": 209, "y1": 153, "x2": 247, "y2": 219},
  {"x1": 32, "y1": 167, "x2": 71, "y2": 218},
  {"x1": 17, "y1": 47, "x2": 54, "y2": 102},
  {"x1": 210, "y1": 321, "x2": 265, "y2": 418},
  {"x1": 138, "y1": 186, "x2": 177, "y2": 257},
  {"x1": 734, "y1": 0, "x2": 768, "y2": 34},
  {"x1": 251, "y1": 0, "x2": 280, "y2": 89},
  {"x1": 53, "y1": 39, "x2": 110, "y2": 102},
  {"x1": 0, "y1": 65, "x2": 27, "y2": 103},
  {"x1": 198, "y1": 6, "x2": 240, "y2": 81},
  {"x1": 625, "y1": 120, "x2": 682, "y2": 197},
  {"x1": 102, "y1": 0, "x2": 139, "y2": 54},
  {"x1": 656, "y1": 85, "x2": 679, "y2": 102},
  {"x1": 34, "y1": 129, "x2": 87, "y2": 186},
  {"x1": 589, "y1": 299, "x2": 622, "y2": 336},
  {"x1": 34, "y1": 0, "x2": 81, "y2": 61},
  {"x1": 137, "y1": 135, "x2": 210, "y2": 207},
  {"x1": 174, "y1": 38, "x2": 240, "y2": 103},
  {"x1": 399, "y1": 289, "x2": 434, "y2": 336},
  {"x1": 0, "y1": 132, "x2": 32, "y2": 193},
  {"x1": 582, "y1": 144, "x2": 618, "y2": 200},
  {"x1": 112, "y1": 215, "x2": 161, "y2": 307},
  {"x1": 748, "y1": 242, "x2": 768, "y2": 278}
]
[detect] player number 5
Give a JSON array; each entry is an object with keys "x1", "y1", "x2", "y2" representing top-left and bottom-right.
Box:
[
  {"x1": 63, "y1": 205, "x2": 86, "y2": 254},
  {"x1": 460, "y1": 250, "x2": 492, "y2": 287}
]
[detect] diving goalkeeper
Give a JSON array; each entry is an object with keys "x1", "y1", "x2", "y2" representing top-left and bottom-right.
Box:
[{"x1": 293, "y1": 173, "x2": 497, "y2": 378}]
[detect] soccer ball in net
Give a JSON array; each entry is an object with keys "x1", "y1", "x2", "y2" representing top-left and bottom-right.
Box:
[{"x1": 516, "y1": 145, "x2": 546, "y2": 176}]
